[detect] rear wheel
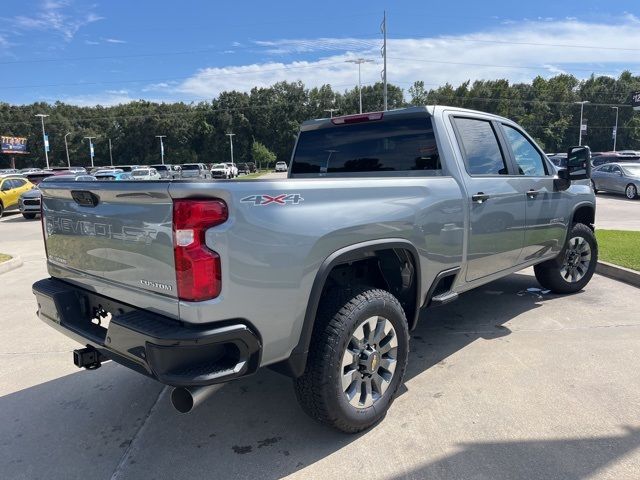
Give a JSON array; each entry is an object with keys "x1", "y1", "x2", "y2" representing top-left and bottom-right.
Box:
[
  {"x1": 22, "y1": 213, "x2": 36, "y2": 220},
  {"x1": 294, "y1": 287, "x2": 409, "y2": 433},
  {"x1": 534, "y1": 223, "x2": 598, "y2": 294},
  {"x1": 626, "y1": 184, "x2": 637, "y2": 199}
]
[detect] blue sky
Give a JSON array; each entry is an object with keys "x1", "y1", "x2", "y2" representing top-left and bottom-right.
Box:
[{"x1": 1, "y1": 0, "x2": 639, "y2": 105}]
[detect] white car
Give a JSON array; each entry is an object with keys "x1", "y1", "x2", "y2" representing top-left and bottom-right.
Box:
[
  {"x1": 275, "y1": 161, "x2": 288, "y2": 172},
  {"x1": 225, "y1": 163, "x2": 238, "y2": 178},
  {"x1": 131, "y1": 167, "x2": 161, "y2": 180},
  {"x1": 211, "y1": 163, "x2": 231, "y2": 179}
]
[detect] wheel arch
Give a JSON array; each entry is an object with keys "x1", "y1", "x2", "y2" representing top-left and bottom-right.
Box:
[
  {"x1": 571, "y1": 202, "x2": 595, "y2": 230},
  {"x1": 271, "y1": 239, "x2": 421, "y2": 378}
]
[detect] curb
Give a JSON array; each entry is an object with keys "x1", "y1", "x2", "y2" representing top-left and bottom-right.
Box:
[
  {"x1": 596, "y1": 261, "x2": 640, "y2": 288},
  {"x1": 0, "y1": 255, "x2": 23, "y2": 275}
]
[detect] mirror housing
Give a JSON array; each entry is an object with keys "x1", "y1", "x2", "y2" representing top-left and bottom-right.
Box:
[
  {"x1": 565, "y1": 145, "x2": 591, "y2": 180},
  {"x1": 555, "y1": 146, "x2": 591, "y2": 190}
]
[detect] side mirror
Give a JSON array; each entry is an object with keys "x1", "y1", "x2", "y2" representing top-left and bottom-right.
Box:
[{"x1": 565, "y1": 145, "x2": 591, "y2": 180}]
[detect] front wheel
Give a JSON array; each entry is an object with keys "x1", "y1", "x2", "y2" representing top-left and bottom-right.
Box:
[
  {"x1": 22, "y1": 213, "x2": 36, "y2": 220},
  {"x1": 534, "y1": 223, "x2": 598, "y2": 294},
  {"x1": 626, "y1": 184, "x2": 638, "y2": 199},
  {"x1": 294, "y1": 288, "x2": 409, "y2": 433}
]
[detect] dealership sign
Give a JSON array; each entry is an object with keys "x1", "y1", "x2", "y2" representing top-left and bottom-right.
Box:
[
  {"x1": 1, "y1": 136, "x2": 28, "y2": 154},
  {"x1": 633, "y1": 91, "x2": 640, "y2": 111}
]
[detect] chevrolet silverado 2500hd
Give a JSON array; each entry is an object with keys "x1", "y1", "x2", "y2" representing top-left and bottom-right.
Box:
[{"x1": 32, "y1": 106, "x2": 596, "y2": 432}]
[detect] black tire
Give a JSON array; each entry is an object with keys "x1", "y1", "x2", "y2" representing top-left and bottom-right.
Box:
[
  {"x1": 0, "y1": 202, "x2": 3, "y2": 218},
  {"x1": 534, "y1": 223, "x2": 598, "y2": 294},
  {"x1": 591, "y1": 180, "x2": 598, "y2": 194},
  {"x1": 625, "y1": 184, "x2": 638, "y2": 199},
  {"x1": 22, "y1": 213, "x2": 36, "y2": 220},
  {"x1": 294, "y1": 287, "x2": 409, "y2": 433}
]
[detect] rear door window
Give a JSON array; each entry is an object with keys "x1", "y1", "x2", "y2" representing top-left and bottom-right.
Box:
[
  {"x1": 292, "y1": 116, "x2": 441, "y2": 175},
  {"x1": 453, "y1": 117, "x2": 508, "y2": 175}
]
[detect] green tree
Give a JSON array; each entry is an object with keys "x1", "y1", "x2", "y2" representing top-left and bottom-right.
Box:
[{"x1": 251, "y1": 141, "x2": 277, "y2": 170}]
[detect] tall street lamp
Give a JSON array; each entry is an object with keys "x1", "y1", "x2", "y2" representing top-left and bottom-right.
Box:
[
  {"x1": 611, "y1": 106, "x2": 619, "y2": 152},
  {"x1": 575, "y1": 101, "x2": 589, "y2": 146},
  {"x1": 324, "y1": 108, "x2": 339, "y2": 118},
  {"x1": 346, "y1": 58, "x2": 373, "y2": 114},
  {"x1": 226, "y1": 133, "x2": 235, "y2": 165},
  {"x1": 108, "y1": 138, "x2": 114, "y2": 166},
  {"x1": 64, "y1": 132, "x2": 71, "y2": 168},
  {"x1": 35, "y1": 114, "x2": 50, "y2": 169},
  {"x1": 84, "y1": 136, "x2": 96, "y2": 168},
  {"x1": 156, "y1": 135, "x2": 166, "y2": 164}
]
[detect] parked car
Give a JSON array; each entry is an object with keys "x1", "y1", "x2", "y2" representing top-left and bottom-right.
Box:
[
  {"x1": 225, "y1": 163, "x2": 238, "y2": 178},
  {"x1": 151, "y1": 164, "x2": 180, "y2": 180},
  {"x1": 94, "y1": 171, "x2": 132, "y2": 181},
  {"x1": 592, "y1": 153, "x2": 640, "y2": 167},
  {"x1": 0, "y1": 175, "x2": 33, "y2": 216},
  {"x1": 18, "y1": 174, "x2": 96, "y2": 219},
  {"x1": 24, "y1": 172, "x2": 55, "y2": 185},
  {"x1": 275, "y1": 161, "x2": 288, "y2": 172},
  {"x1": 591, "y1": 162, "x2": 640, "y2": 199},
  {"x1": 92, "y1": 168, "x2": 123, "y2": 176},
  {"x1": 131, "y1": 167, "x2": 161, "y2": 180},
  {"x1": 20, "y1": 168, "x2": 44, "y2": 174},
  {"x1": 181, "y1": 163, "x2": 210, "y2": 179},
  {"x1": 211, "y1": 163, "x2": 231, "y2": 179},
  {"x1": 33, "y1": 106, "x2": 597, "y2": 433},
  {"x1": 246, "y1": 162, "x2": 257, "y2": 173},
  {"x1": 236, "y1": 163, "x2": 251, "y2": 175},
  {"x1": 548, "y1": 153, "x2": 567, "y2": 167},
  {"x1": 0, "y1": 168, "x2": 20, "y2": 175}
]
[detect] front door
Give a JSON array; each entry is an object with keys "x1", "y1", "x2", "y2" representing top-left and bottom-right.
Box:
[
  {"x1": 451, "y1": 116, "x2": 526, "y2": 282},
  {"x1": 498, "y1": 123, "x2": 568, "y2": 262}
]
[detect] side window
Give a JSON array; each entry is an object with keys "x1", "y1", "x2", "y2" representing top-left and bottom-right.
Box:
[
  {"x1": 453, "y1": 117, "x2": 508, "y2": 175},
  {"x1": 611, "y1": 166, "x2": 622, "y2": 175},
  {"x1": 600, "y1": 165, "x2": 611, "y2": 173},
  {"x1": 502, "y1": 125, "x2": 548, "y2": 176},
  {"x1": 3, "y1": 179, "x2": 16, "y2": 190},
  {"x1": 13, "y1": 179, "x2": 26, "y2": 188}
]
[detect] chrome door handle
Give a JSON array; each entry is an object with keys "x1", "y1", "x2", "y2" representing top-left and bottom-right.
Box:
[
  {"x1": 526, "y1": 189, "x2": 541, "y2": 199},
  {"x1": 472, "y1": 192, "x2": 490, "y2": 203}
]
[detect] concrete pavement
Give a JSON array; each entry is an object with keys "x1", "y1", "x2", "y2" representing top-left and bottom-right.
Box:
[
  {"x1": 595, "y1": 193, "x2": 640, "y2": 231},
  {"x1": 1, "y1": 209, "x2": 639, "y2": 480}
]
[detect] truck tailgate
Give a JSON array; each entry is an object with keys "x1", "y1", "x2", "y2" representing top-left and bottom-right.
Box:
[{"x1": 40, "y1": 181, "x2": 177, "y2": 301}]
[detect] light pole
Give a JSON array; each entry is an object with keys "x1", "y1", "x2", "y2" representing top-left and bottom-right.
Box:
[
  {"x1": 156, "y1": 135, "x2": 166, "y2": 164},
  {"x1": 35, "y1": 114, "x2": 50, "y2": 169},
  {"x1": 64, "y1": 132, "x2": 71, "y2": 168},
  {"x1": 611, "y1": 106, "x2": 619, "y2": 152},
  {"x1": 108, "y1": 138, "x2": 114, "y2": 166},
  {"x1": 346, "y1": 58, "x2": 373, "y2": 114},
  {"x1": 226, "y1": 133, "x2": 235, "y2": 165},
  {"x1": 84, "y1": 136, "x2": 96, "y2": 168},
  {"x1": 575, "y1": 101, "x2": 589, "y2": 146},
  {"x1": 324, "y1": 108, "x2": 339, "y2": 118}
]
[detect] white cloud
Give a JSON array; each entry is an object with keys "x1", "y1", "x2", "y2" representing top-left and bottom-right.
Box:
[
  {"x1": 56, "y1": 90, "x2": 135, "y2": 106},
  {"x1": 172, "y1": 17, "x2": 640, "y2": 99},
  {"x1": 11, "y1": 0, "x2": 102, "y2": 42},
  {"x1": 104, "y1": 38, "x2": 126, "y2": 44}
]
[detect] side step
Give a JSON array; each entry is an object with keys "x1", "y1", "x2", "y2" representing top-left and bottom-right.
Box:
[{"x1": 430, "y1": 291, "x2": 459, "y2": 306}]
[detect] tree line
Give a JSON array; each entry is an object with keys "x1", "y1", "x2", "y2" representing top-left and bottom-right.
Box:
[{"x1": 1, "y1": 72, "x2": 639, "y2": 169}]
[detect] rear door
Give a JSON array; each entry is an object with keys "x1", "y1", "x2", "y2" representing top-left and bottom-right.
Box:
[
  {"x1": 40, "y1": 181, "x2": 178, "y2": 301},
  {"x1": 451, "y1": 116, "x2": 526, "y2": 282},
  {"x1": 498, "y1": 123, "x2": 567, "y2": 262}
]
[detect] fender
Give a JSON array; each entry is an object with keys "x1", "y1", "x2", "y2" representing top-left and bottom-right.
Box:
[{"x1": 271, "y1": 238, "x2": 421, "y2": 378}]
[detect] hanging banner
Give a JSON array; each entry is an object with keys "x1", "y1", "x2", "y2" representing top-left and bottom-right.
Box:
[
  {"x1": 1, "y1": 136, "x2": 28, "y2": 154},
  {"x1": 44, "y1": 134, "x2": 50, "y2": 152}
]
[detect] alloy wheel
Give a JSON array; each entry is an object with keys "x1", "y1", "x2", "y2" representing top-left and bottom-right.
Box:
[
  {"x1": 341, "y1": 316, "x2": 398, "y2": 409},
  {"x1": 560, "y1": 236, "x2": 592, "y2": 283},
  {"x1": 626, "y1": 184, "x2": 637, "y2": 199}
]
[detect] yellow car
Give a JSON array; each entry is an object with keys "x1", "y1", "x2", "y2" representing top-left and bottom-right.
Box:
[{"x1": 0, "y1": 176, "x2": 34, "y2": 217}]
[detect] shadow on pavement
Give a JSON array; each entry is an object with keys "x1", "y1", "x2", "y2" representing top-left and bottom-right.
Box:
[
  {"x1": 389, "y1": 427, "x2": 640, "y2": 480},
  {"x1": 0, "y1": 272, "x2": 601, "y2": 479}
]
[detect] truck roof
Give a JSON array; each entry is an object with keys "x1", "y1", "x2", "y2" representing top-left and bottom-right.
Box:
[{"x1": 301, "y1": 105, "x2": 514, "y2": 132}]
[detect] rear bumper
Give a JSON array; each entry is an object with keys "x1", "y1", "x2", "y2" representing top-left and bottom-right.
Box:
[{"x1": 32, "y1": 278, "x2": 261, "y2": 386}]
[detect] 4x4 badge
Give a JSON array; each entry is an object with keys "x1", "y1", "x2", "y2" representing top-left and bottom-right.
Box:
[{"x1": 240, "y1": 194, "x2": 304, "y2": 206}]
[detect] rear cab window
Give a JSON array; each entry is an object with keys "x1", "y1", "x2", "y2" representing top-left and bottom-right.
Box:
[{"x1": 291, "y1": 114, "x2": 442, "y2": 177}]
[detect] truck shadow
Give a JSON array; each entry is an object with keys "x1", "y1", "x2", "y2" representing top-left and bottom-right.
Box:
[{"x1": 1, "y1": 272, "x2": 619, "y2": 479}]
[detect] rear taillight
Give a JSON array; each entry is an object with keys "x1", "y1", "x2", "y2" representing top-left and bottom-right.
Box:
[{"x1": 173, "y1": 199, "x2": 228, "y2": 302}]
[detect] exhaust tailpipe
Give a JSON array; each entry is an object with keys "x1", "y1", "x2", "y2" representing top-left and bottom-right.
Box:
[{"x1": 170, "y1": 384, "x2": 224, "y2": 413}]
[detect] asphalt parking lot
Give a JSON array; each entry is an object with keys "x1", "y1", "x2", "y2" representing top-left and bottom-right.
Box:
[{"x1": 0, "y1": 194, "x2": 639, "y2": 480}]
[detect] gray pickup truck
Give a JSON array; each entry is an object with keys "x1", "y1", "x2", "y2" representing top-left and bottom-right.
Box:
[{"x1": 32, "y1": 106, "x2": 597, "y2": 433}]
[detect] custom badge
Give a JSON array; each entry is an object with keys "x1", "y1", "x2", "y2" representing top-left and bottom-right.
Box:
[{"x1": 240, "y1": 194, "x2": 304, "y2": 206}]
